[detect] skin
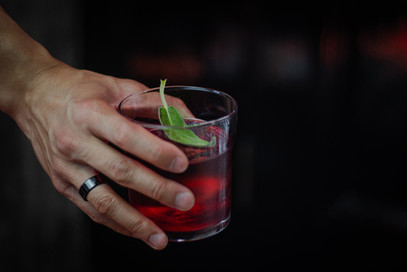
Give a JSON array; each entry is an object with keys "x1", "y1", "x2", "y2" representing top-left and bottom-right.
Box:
[{"x1": 0, "y1": 7, "x2": 195, "y2": 250}]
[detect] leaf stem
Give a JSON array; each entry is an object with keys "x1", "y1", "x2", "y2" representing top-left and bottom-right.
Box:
[{"x1": 159, "y1": 79, "x2": 168, "y2": 110}]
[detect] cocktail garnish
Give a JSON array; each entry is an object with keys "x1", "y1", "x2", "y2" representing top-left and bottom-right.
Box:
[{"x1": 158, "y1": 79, "x2": 216, "y2": 147}]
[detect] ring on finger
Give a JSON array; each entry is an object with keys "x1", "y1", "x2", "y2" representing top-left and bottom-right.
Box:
[{"x1": 79, "y1": 175, "x2": 104, "y2": 201}]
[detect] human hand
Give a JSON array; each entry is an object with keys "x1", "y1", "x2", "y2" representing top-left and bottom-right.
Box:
[{"x1": 14, "y1": 62, "x2": 195, "y2": 250}]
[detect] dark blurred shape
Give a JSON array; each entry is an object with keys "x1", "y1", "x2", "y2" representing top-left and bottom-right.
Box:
[
  {"x1": 359, "y1": 17, "x2": 407, "y2": 70},
  {"x1": 320, "y1": 27, "x2": 349, "y2": 67},
  {"x1": 126, "y1": 50, "x2": 203, "y2": 83}
]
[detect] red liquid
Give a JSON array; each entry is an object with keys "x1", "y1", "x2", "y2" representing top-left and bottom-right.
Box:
[{"x1": 128, "y1": 125, "x2": 232, "y2": 237}]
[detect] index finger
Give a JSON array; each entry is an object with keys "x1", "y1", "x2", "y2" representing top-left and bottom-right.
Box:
[
  {"x1": 87, "y1": 99, "x2": 189, "y2": 173},
  {"x1": 118, "y1": 92, "x2": 194, "y2": 120}
]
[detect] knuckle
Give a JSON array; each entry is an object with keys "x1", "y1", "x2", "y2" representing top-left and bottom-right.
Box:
[
  {"x1": 89, "y1": 211, "x2": 105, "y2": 225},
  {"x1": 149, "y1": 144, "x2": 165, "y2": 163},
  {"x1": 46, "y1": 158, "x2": 77, "y2": 199},
  {"x1": 51, "y1": 176, "x2": 70, "y2": 195},
  {"x1": 53, "y1": 130, "x2": 89, "y2": 161},
  {"x1": 57, "y1": 185, "x2": 76, "y2": 200},
  {"x1": 148, "y1": 180, "x2": 167, "y2": 202},
  {"x1": 112, "y1": 122, "x2": 131, "y2": 147},
  {"x1": 54, "y1": 130, "x2": 78, "y2": 157},
  {"x1": 93, "y1": 193, "x2": 117, "y2": 215},
  {"x1": 71, "y1": 98, "x2": 103, "y2": 124},
  {"x1": 148, "y1": 143, "x2": 178, "y2": 170},
  {"x1": 127, "y1": 217, "x2": 145, "y2": 234},
  {"x1": 107, "y1": 158, "x2": 133, "y2": 183},
  {"x1": 51, "y1": 157, "x2": 67, "y2": 178}
]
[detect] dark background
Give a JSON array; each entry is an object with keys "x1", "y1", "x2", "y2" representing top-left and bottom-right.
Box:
[{"x1": 2, "y1": 0, "x2": 407, "y2": 271}]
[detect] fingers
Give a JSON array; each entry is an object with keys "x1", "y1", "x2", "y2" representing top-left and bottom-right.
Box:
[
  {"x1": 63, "y1": 180, "x2": 168, "y2": 250},
  {"x1": 68, "y1": 99, "x2": 196, "y2": 210},
  {"x1": 55, "y1": 158, "x2": 171, "y2": 250},
  {"x1": 86, "y1": 184, "x2": 168, "y2": 249},
  {"x1": 76, "y1": 101, "x2": 196, "y2": 210},
  {"x1": 73, "y1": 136, "x2": 194, "y2": 212},
  {"x1": 121, "y1": 92, "x2": 194, "y2": 119},
  {"x1": 59, "y1": 90, "x2": 197, "y2": 250},
  {"x1": 77, "y1": 99, "x2": 189, "y2": 173}
]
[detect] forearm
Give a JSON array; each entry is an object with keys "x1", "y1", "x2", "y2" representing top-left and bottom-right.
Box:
[{"x1": 0, "y1": 6, "x2": 58, "y2": 117}]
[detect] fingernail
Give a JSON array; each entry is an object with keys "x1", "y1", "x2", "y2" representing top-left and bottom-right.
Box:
[
  {"x1": 171, "y1": 157, "x2": 188, "y2": 172},
  {"x1": 175, "y1": 191, "x2": 195, "y2": 211},
  {"x1": 149, "y1": 233, "x2": 167, "y2": 249}
]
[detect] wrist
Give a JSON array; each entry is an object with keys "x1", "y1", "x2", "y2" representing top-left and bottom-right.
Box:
[
  {"x1": 0, "y1": 7, "x2": 61, "y2": 118},
  {"x1": 0, "y1": 42, "x2": 58, "y2": 115},
  {"x1": 13, "y1": 60, "x2": 77, "y2": 137}
]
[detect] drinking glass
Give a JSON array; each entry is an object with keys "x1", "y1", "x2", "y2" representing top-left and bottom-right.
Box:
[{"x1": 118, "y1": 86, "x2": 238, "y2": 241}]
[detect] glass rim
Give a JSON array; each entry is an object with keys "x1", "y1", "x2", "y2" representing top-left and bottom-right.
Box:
[{"x1": 118, "y1": 85, "x2": 238, "y2": 130}]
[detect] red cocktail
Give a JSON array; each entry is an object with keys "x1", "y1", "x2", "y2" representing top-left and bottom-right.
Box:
[{"x1": 119, "y1": 86, "x2": 237, "y2": 241}]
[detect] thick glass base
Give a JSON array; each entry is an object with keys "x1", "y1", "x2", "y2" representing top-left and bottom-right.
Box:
[{"x1": 167, "y1": 216, "x2": 230, "y2": 242}]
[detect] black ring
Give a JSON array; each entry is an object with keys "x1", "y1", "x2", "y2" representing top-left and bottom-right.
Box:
[{"x1": 79, "y1": 175, "x2": 103, "y2": 201}]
